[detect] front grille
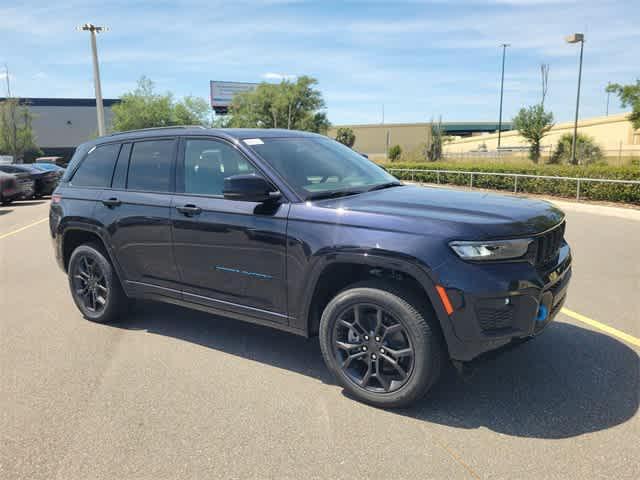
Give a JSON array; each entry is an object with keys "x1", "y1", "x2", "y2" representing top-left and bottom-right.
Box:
[
  {"x1": 534, "y1": 222, "x2": 565, "y2": 266},
  {"x1": 476, "y1": 305, "x2": 514, "y2": 331}
]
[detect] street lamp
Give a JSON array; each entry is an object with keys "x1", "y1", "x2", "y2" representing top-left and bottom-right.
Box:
[
  {"x1": 566, "y1": 33, "x2": 585, "y2": 164},
  {"x1": 78, "y1": 23, "x2": 108, "y2": 136},
  {"x1": 497, "y1": 43, "x2": 510, "y2": 149}
]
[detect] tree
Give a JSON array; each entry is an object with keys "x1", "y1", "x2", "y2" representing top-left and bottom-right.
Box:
[
  {"x1": 335, "y1": 127, "x2": 355, "y2": 147},
  {"x1": 549, "y1": 133, "x2": 602, "y2": 165},
  {"x1": 388, "y1": 144, "x2": 402, "y2": 162},
  {"x1": 112, "y1": 77, "x2": 174, "y2": 131},
  {"x1": 426, "y1": 118, "x2": 444, "y2": 161},
  {"x1": 607, "y1": 80, "x2": 640, "y2": 129},
  {"x1": 0, "y1": 98, "x2": 40, "y2": 163},
  {"x1": 512, "y1": 104, "x2": 554, "y2": 163},
  {"x1": 540, "y1": 64, "x2": 549, "y2": 106},
  {"x1": 229, "y1": 76, "x2": 330, "y2": 133},
  {"x1": 112, "y1": 76, "x2": 212, "y2": 131},
  {"x1": 173, "y1": 96, "x2": 212, "y2": 127}
]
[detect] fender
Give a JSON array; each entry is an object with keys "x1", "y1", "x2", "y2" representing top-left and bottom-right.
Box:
[
  {"x1": 296, "y1": 249, "x2": 458, "y2": 351},
  {"x1": 57, "y1": 219, "x2": 131, "y2": 296}
]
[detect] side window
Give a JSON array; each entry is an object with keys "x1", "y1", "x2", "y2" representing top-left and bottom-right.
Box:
[
  {"x1": 182, "y1": 138, "x2": 257, "y2": 196},
  {"x1": 70, "y1": 143, "x2": 120, "y2": 187},
  {"x1": 127, "y1": 140, "x2": 175, "y2": 192}
]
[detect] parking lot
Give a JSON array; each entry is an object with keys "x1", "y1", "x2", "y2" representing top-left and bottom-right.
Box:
[{"x1": 1, "y1": 196, "x2": 638, "y2": 479}]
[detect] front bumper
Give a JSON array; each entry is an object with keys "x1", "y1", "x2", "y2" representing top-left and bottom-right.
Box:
[{"x1": 434, "y1": 242, "x2": 572, "y2": 362}]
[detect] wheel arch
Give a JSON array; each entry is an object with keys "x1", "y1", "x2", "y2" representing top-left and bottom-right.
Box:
[
  {"x1": 300, "y1": 252, "x2": 454, "y2": 348},
  {"x1": 60, "y1": 224, "x2": 127, "y2": 292}
]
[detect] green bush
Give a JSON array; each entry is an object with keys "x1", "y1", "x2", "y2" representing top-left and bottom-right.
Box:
[
  {"x1": 379, "y1": 161, "x2": 640, "y2": 204},
  {"x1": 335, "y1": 127, "x2": 356, "y2": 148},
  {"x1": 550, "y1": 133, "x2": 603, "y2": 165},
  {"x1": 388, "y1": 144, "x2": 402, "y2": 162}
]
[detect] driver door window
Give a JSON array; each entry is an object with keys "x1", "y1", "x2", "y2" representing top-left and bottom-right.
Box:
[{"x1": 182, "y1": 139, "x2": 257, "y2": 196}]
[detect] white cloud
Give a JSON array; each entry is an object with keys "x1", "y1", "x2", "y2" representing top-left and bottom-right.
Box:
[{"x1": 261, "y1": 72, "x2": 297, "y2": 81}]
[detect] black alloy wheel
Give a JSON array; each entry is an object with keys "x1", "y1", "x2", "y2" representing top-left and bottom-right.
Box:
[
  {"x1": 71, "y1": 254, "x2": 109, "y2": 314},
  {"x1": 319, "y1": 280, "x2": 443, "y2": 408},
  {"x1": 68, "y1": 243, "x2": 127, "y2": 324},
  {"x1": 332, "y1": 303, "x2": 415, "y2": 393}
]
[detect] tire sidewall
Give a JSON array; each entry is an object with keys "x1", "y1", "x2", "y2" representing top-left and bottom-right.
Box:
[{"x1": 319, "y1": 286, "x2": 436, "y2": 408}]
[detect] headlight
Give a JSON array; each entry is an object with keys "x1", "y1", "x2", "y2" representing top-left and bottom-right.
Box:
[{"x1": 449, "y1": 238, "x2": 532, "y2": 261}]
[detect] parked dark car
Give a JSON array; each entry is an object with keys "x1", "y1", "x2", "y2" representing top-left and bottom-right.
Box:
[
  {"x1": 0, "y1": 170, "x2": 35, "y2": 205},
  {"x1": 50, "y1": 127, "x2": 572, "y2": 408},
  {"x1": 32, "y1": 162, "x2": 65, "y2": 174},
  {"x1": 35, "y1": 156, "x2": 65, "y2": 165},
  {"x1": 0, "y1": 164, "x2": 59, "y2": 197},
  {"x1": 30, "y1": 163, "x2": 65, "y2": 184}
]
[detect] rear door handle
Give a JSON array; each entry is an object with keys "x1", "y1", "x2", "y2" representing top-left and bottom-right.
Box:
[
  {"x1": 176, "y1": 204, "x2": 202, "y2": 216},
  {"x1": 102, "y1": 197, "x2": 121, "y2": 208}
]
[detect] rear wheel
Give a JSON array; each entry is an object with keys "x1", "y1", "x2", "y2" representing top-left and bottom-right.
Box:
[
  {"x1": 68, "y1": 244, "x2": 127, "y2": 324},
  {"x1": 319, "y1": 280, "x2": 443, "y2": 408}
]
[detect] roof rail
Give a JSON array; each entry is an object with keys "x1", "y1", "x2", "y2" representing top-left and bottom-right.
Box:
[{"x1": 106, "y1": 125, "x2": 207, "y2": 137}]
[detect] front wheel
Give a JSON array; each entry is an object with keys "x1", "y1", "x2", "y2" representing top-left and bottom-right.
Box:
[
  {"x1": 319, "y1": 281, "x2": 444, "y2": 408},
  {"x1": 68, "y1": 244, "x2": 127, "y2": 324}
]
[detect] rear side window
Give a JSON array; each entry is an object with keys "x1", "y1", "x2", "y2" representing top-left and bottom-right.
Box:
[
  {"x1": 127, "y1": 140, "x2": 174, "y2": 192},
  {"x1": 70, "y1": 143, "x2": 120, "y2": 187}
]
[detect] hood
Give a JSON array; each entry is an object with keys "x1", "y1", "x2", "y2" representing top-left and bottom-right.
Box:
[{"x1": 316, "y1": 185, "x2": 565, "y2": 239}]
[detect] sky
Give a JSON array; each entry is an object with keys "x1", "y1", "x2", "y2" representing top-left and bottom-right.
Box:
[{"x1": 0, "y1": 0, "x2": 638, "y2": 125}]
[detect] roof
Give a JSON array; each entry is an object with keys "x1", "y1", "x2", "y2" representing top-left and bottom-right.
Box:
[
  {"x1": 0, "y1": 97, "x2": 121, "y2": 107},
  {"x1": 92, "y1": 126, "x2": 321, "y2": 145}
]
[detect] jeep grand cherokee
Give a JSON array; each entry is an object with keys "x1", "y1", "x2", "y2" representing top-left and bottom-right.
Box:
[{"x1": 50, "y1": 127, "x2": 571, "y2": 408}]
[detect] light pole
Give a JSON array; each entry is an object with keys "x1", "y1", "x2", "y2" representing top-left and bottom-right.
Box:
[
  {"x1": 78, "y1": 23, "x2": 108, "y2": 136},
  {"x1": 566, "y1": 33, "x2": 584, "y2": 164},
  {"x1": 497, "y1": 43, "x2": 510, "y2": 149}
]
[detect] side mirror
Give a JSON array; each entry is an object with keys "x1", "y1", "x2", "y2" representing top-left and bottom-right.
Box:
[{"x1": 223, "y1": 174, "x2": 280, "y2": 202}]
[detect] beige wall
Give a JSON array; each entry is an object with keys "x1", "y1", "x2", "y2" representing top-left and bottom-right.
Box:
[
  {"x1": 442, "y1": 113, "x2": 640, "y2": 155},
  {"x1": 328, "y1": 123, "x2": 432, "y2": 161}
]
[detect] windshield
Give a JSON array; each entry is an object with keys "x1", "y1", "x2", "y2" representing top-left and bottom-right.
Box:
[{"x1": 246, "y1": 136, "x2": 399, "y2": 199}]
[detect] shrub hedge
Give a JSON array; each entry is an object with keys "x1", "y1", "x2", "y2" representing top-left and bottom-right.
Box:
[{"x1": 379, "y1": 162, "x2": 640, "y2": 204}]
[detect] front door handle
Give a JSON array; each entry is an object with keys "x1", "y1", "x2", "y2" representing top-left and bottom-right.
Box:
[
  {"x1": 176, "y1": 204, "x2": 202, "y2": 216},
  {"x1": 102, "y1": 197, "x2": 121, "y2": 208}
]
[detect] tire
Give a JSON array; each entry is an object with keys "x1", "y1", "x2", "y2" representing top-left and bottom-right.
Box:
[
  {"x1": 68, "y1": 243, "x2": 127, "y2": 324},
  {"x1": 319, "y1": 280, "x2": 444, "y2": 409},
  {"x1": 1, "y1": 197, "x2": 11, "y2": 206}
]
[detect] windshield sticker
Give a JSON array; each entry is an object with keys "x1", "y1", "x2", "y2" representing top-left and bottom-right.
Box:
[{"x1": 243, "y1": 138, "x2": 264, "y2": 146}]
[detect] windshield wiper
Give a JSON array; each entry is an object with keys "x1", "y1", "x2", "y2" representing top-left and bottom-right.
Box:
[
  {"x1": 365, "y1": 181, "x2": 403, "y2": 192},
  {"x1": 306, "y1": 189, "x2": 364, "y2": 201}
]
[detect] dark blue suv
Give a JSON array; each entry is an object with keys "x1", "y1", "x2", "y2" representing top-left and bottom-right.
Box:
[{"x1": 50, "y1": 127, "x2": 572, "y2": 408}]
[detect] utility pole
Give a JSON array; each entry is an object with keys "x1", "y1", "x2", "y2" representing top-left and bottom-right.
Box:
[
  {"x1": 78, "y1": 23, "x2": 108, "y2": 136},
  {"x1": 497, "y1": 43, "x2": 510, "y2": 149},
  {"x1": 606, "y1": 88, "x2": 610, "y2": 116},
  {"x1": 566, "y1": 33, "x2": 585, "y2": 165},
  {"x1": 382, "y1": 104, "x2": 385, "y2": 124}
]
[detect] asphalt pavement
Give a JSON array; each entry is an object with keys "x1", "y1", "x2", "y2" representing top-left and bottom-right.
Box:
[{"x1": 1, "y1": 197, "x2": 638, "y2": 480}]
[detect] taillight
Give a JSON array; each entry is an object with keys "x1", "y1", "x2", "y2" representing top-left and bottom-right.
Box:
[{"x1": 51, "y1": 193, "x2": 62, "y2": 204}]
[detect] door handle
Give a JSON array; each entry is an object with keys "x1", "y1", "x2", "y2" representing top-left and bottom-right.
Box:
[
  {"x1": 102, "y1": 197, "x2": 121, "y2": 208},
  {"x1": 176, "y1": 204, "x2": 202, "y2": 216}
]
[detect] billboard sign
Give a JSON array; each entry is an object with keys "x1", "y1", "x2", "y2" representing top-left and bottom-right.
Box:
[{"x1": 210, "y1": 81, "x2": 259, "y2": 111}]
